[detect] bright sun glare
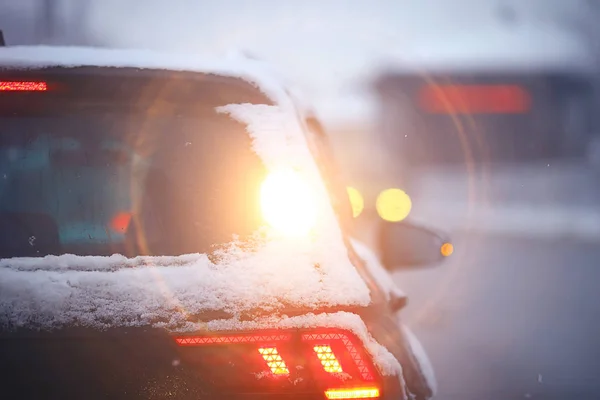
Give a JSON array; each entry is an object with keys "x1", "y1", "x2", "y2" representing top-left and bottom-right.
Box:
[{"x1": 260, "y1": 169, "x2": 318, "y2": 236}]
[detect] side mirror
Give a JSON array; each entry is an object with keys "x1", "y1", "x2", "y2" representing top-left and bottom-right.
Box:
[{"x1": 377, "y1": 220, "x2": 452, "y2": 270}]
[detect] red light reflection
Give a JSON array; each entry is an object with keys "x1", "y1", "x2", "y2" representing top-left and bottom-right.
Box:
[{"x1": 419, "y1": 84, "x2": 531, "y2": 114}]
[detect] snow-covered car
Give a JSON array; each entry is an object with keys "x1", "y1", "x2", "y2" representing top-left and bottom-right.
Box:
[{"x1": 0, "y1": 45, "x2": 449, "y2": 400}]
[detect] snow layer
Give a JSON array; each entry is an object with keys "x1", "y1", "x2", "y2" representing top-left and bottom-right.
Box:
[
  {"x1": 0, "y1": 233, "x2": 369, "y2": 330},
  {"x1": 0, "y1": 48, "x2": 372, "y2": 330},
  {"x1": 401, "y1": 324, "x2": 437, "y2": 395},
  {"x1": 351, "y1": 238, "x2": 405, "y2": 302}
]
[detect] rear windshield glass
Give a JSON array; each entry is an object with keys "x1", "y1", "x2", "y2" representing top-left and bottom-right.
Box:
[{"x1": 0, "y1": 69, "x2": 271, "y2": 258}]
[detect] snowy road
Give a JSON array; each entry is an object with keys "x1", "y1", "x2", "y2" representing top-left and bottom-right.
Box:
[
  {"x1": 405, "y1": 162, "x2": 600, "y2": 241},
  {"x1": 394, "y1": 233, "x2": 600, "y2": 400}
]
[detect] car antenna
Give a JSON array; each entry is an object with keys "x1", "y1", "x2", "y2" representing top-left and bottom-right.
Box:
[{"x1": 0, "y1": 30, "x2": 5, "y2": 46}]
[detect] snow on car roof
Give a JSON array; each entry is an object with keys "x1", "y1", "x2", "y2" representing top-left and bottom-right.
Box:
[
  {"x1": 0, "y1": 46, "x2": 372, "y2": 331},
  {"x1": 0, "y1": 45, "x2": 296, "y2": 110}
]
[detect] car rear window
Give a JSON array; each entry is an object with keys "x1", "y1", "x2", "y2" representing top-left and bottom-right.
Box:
[{"x1": 0, "y1": 68, "x2": 272, "y2": 258}]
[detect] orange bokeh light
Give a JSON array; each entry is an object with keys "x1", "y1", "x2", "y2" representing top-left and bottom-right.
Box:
[{"x1": 441, "y1": 242, "x2": 454, "y2": 257}]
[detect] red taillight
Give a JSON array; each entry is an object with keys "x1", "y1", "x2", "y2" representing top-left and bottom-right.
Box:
[
  {"x1": 302, "y1": 332, "x2": 375, "y2": 381},
  {"x1": 174, "y1": 333, "x2": 292, "y2": 346},
  {"x1": 173, "y1": 329, "x2": 381, "y2": 397},
  {"x1": 0, "y1": 81, "x2": 48, "y2": 91},
  {"x1": 418, "y1": 84, "x2": 530, "y2": 114},
  {"x1": 314, "y1": 345, "x2": 344, "y2": 373},
  {"x1": 258, "y1": 347, "x2": 290, "y2": 375},
  {"x1": 325, "y1": 387, "x2": 381, "y2": 399}
]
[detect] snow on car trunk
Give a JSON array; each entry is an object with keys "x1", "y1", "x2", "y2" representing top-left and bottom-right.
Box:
[{"x1": 0, "y1": 237, "x2": 368, "y2": 330}]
